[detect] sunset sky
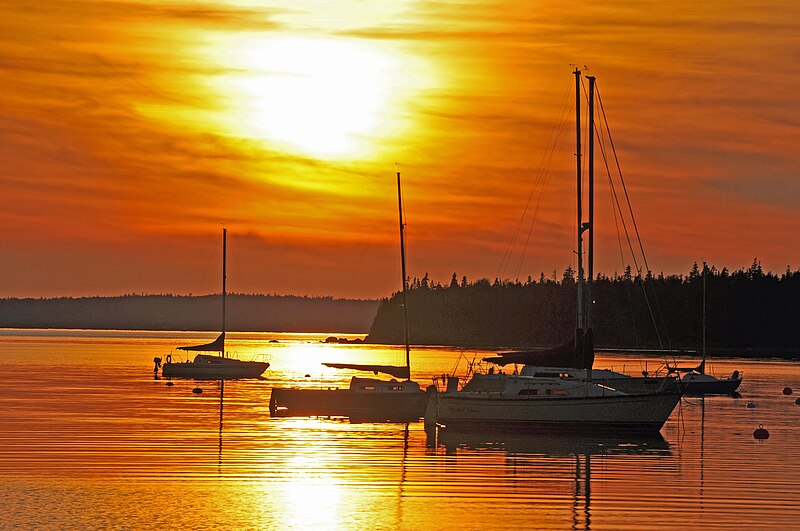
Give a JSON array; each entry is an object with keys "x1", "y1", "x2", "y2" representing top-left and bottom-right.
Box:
[{"x1": 1, "y1": 0, "x2": 799, "y2": 299}]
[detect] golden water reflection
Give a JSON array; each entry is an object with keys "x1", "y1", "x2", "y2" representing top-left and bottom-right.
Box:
[{"x1": 2, "y1": 331, "x2": 800, "y2": 529}]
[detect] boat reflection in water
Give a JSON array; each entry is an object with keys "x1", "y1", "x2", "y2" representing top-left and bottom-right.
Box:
[
  {"x1": 431, "y1": 427, "x2": 671, "y2": 531},
  {"x1": 431, "y1": 426, "x2": 670, "y2": 457}
]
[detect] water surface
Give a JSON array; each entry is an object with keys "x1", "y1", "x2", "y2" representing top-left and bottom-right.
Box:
[{"x1": 1, "y1": 330, "x2": 798, "y2": 529}]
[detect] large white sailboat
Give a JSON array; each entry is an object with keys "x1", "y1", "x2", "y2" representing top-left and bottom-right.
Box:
[
  {"x1": 155, "y1": 229, "x2": 269, "y2": 380},
  {"x1": 425, "y1": 70, "x2": 682, "y2": 433}
]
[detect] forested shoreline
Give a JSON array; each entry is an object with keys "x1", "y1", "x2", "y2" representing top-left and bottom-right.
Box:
[
  {"x1": 0, "y1": 294, "x2": 379, "y2": 333},
  {"x1": 366, "y1": 261, "x2": 800, "y2": 357}
]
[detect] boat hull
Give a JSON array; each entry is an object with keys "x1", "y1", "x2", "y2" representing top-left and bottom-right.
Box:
[
  {"x1": 270, "y1": 387, "x2": 429, "y2": 422},
  {"x1": 162, "y1": 360, "x2": 269, "y2": 380},
  {"x1": 682, "y1": 378, "x2": 742, "y2": 395},
  {"x1": 429, "y1": 392, "x2": 681, "y2": 434}
]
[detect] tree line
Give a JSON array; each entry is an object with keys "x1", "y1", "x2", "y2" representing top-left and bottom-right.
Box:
[{"x1": 365, "y1": 260, "x2": 800, "y2": 354}]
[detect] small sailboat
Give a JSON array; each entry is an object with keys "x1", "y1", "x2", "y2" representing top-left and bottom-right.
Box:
[
  {"x1": 156, "y1": 229, "x2": 269, "y2": 380},
  {"x1": 269, "y1": 171, "x2": 428, "y2": 421},
  {"x1": 424, "y1": 70, "x2": 682, "y2": 434},
  {"x1": 669, "y1": 262, "x2": 742, "y2": 395}
]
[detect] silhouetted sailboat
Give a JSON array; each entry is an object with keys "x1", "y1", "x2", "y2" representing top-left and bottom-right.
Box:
[
  {"x1": 669, "y1": 262, "x2": 742, "y2": 394},
  {"x1": 269, "y1": 172, "x2": 427, "y2": 421},
  {"x1": 156, "y1": 229, "x2": 269, "y2": 380},
  {"x1": 424, "y1": 70, "x2": 682, "y2": 433}
]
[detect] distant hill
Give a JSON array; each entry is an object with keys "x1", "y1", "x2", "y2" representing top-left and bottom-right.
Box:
[{"x1": 0, "y1": 294, "x2": 379, "y2": 333}]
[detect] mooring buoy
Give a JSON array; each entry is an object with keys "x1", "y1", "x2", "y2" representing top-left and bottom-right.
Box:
[
  {"x1": 192, "y1": 387, "x2": 203, "y2": 394},
  {"x1": 166, "y1": 381, "x2": 174, "y2": 387},
  {"x1": 753, "y1": 424, "x2": 770, "y2": 440},
  {"x1": 795, "y1": 398, "x2": 800, "y2": 406},
  {"x1": 783, "y1": 387, "x2": 793, "y2": 395},
  {"x1": 746, "y1": 401, "x2": 757, "y2": 409}
]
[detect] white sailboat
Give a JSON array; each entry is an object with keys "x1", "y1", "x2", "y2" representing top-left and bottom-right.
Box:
[
  {"x1": 424, "y1": 70, "x2": 682, "y2": 433},
  {"x1": 155, "y1": 229, "x2": 269, "y2": 380},
  {"x1": 269, "y1": 172, "x2": 427, "y2": 421}
]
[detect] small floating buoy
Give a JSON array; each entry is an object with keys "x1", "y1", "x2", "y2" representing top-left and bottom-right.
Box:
[
  {"x1": 192, "y1": 387, "x2": 203, "y2": 394},
  {"x1": 795, "y1": 398, "x2": 800, "y2": 406},
  {"x1": 304, "y1": 374, "x2": 311, "y2": 378},
  {"x1": 746, "y1": 401, "x2": 757, "y2": 409},
  {"x1": 783, "y1": 387, "x2": 793, "y2": 395},
  {"x1": 753, "y1": 424, "x2": 770, "y2": 440},
  {"x1": 166, "y1": 381, "x2": 174, "y2": 387}
]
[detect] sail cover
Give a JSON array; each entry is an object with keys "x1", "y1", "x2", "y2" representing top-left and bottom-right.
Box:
[
  {"x1": 322, "y1": 363, "x2": 410, "y2": 380},
  {"x1": 483, "y1": 329, "x2": 595, "y2": 370},
  {"x1": 178, "y1": 332, "x2": 225, "y2": 352}
]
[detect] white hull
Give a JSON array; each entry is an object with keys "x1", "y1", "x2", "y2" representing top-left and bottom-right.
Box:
[{"x1": 428, "y1": 391, "x2": 680, "y2": 433}]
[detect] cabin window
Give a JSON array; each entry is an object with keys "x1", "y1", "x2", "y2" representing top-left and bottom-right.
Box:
[
  {"x1": 518, "y1": 389, "x2": 539, "y2": 396},
  {"x1": 389, "y1": 385, "x2": 404, "y2": 391},
  {"x1": 360, "y1": 386, "x2": 376, "y2": 391},
  {"x1": 545, "y1": 389, "x2": 569, "y2": 396}
]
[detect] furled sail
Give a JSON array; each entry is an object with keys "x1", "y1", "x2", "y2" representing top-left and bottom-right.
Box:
[
  {"x1": 484, "y1": 329, "x2": 594, "y2": 370},
  {"x1": 322, "y1": 363, "x2": 410, "y2": 380},
  {"x1": 178, "y1": 332, "x2": 225, "y2": 352}
]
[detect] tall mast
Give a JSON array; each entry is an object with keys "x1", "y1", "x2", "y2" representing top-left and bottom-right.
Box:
[
  {"x1": 222, "y1": 228, "x2": 227, "y2": 358},
  {"x1": 702, "y1": 260, "x2": 706, "y2": 373},
  {"x1": 586, "y1": 75, "x2": 595, "y2": 331},
  {"x1": 397, "y1": 172, "x2": 411, "y2": 376},
  {"x1": 574, "y1": 68, "x2": 585, "y2": 333}
]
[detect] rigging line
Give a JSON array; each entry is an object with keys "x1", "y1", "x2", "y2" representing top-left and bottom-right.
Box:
[
  {"x1": 594, "y1": 101, "x2": 664, "y2": 349},
  {"x1": 597, "y1": 87, "x2": 672, "y2": 347},
  {"x1": 499, "y1": 82, "x2": 570, "y2": 279},
  {"x1": 595, "y1": 87, "x2": 650, "y2": 272},
  {"x1": 514, "y1": 89, "x2": 573, "y2": 280},
  {"x1": 608, "y1": 167, "x2": 640, "y2": 347},
  {"x1": 496, "y1": 79, "x2": 572, "y2": 280}
]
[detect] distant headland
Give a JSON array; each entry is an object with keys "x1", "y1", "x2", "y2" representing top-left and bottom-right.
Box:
[{"x1": 0, "y1": 294, "x2": 379, "y2": 334}]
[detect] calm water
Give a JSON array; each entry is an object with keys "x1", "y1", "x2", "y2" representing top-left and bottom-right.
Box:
[{"x1": 1, "y1": 330, "x2": 799, "y2": 530}]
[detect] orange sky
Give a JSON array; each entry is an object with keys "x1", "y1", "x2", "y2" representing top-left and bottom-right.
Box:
[{"x1": 1, "y1": 0, "x2": 799, "y2": 299}]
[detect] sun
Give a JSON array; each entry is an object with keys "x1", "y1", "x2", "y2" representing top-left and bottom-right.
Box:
[{"x1": 206, "y1": 34, "x2": 405, "y2": 159}]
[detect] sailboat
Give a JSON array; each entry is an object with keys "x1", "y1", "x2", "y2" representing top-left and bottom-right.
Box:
[
  {"x1": 424, "y1": 70, "x2": 682, "y2": 433},
  {"x1": 669, "y1": 262, "x2": 742, "y2": 395},
  {"x1": 156, "y1": 229, "x2": 270, "y2": 380},
  {"x1": 269, "y1": 172, "x2": 428, "y2": 421}
]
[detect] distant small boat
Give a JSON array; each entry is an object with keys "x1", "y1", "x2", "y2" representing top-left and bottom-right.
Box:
[
  {"x1": 269, "y1": 171, "x2": 426, "y2": 420},
  {"x1": 156, "y1": 229, "x2": 269, "y2": 380},
  {"x1": 668, "y1": 262, "x2": 742, "y2": 395}
]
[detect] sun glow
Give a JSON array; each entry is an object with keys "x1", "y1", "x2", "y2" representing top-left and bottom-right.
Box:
[{"x1": 203, "y1": 34, "x2": 424, "y2": 159}]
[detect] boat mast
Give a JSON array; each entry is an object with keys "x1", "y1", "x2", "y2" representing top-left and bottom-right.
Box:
[
  {"x1": 701, "y1": 260, "x2": 706, "y2": 373},
  {"x1": 574, "y1": 68, "x2": 585, "y2": 336},
  {"x1": 397, "y1": 172, "x2": 411, "y2": 377},
  {"x1": 222, "y1": 228, "x2": 227, "y2": 358},
  {"x1": 586, "y1": 75, "x2": 595, "y2": 332}
]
